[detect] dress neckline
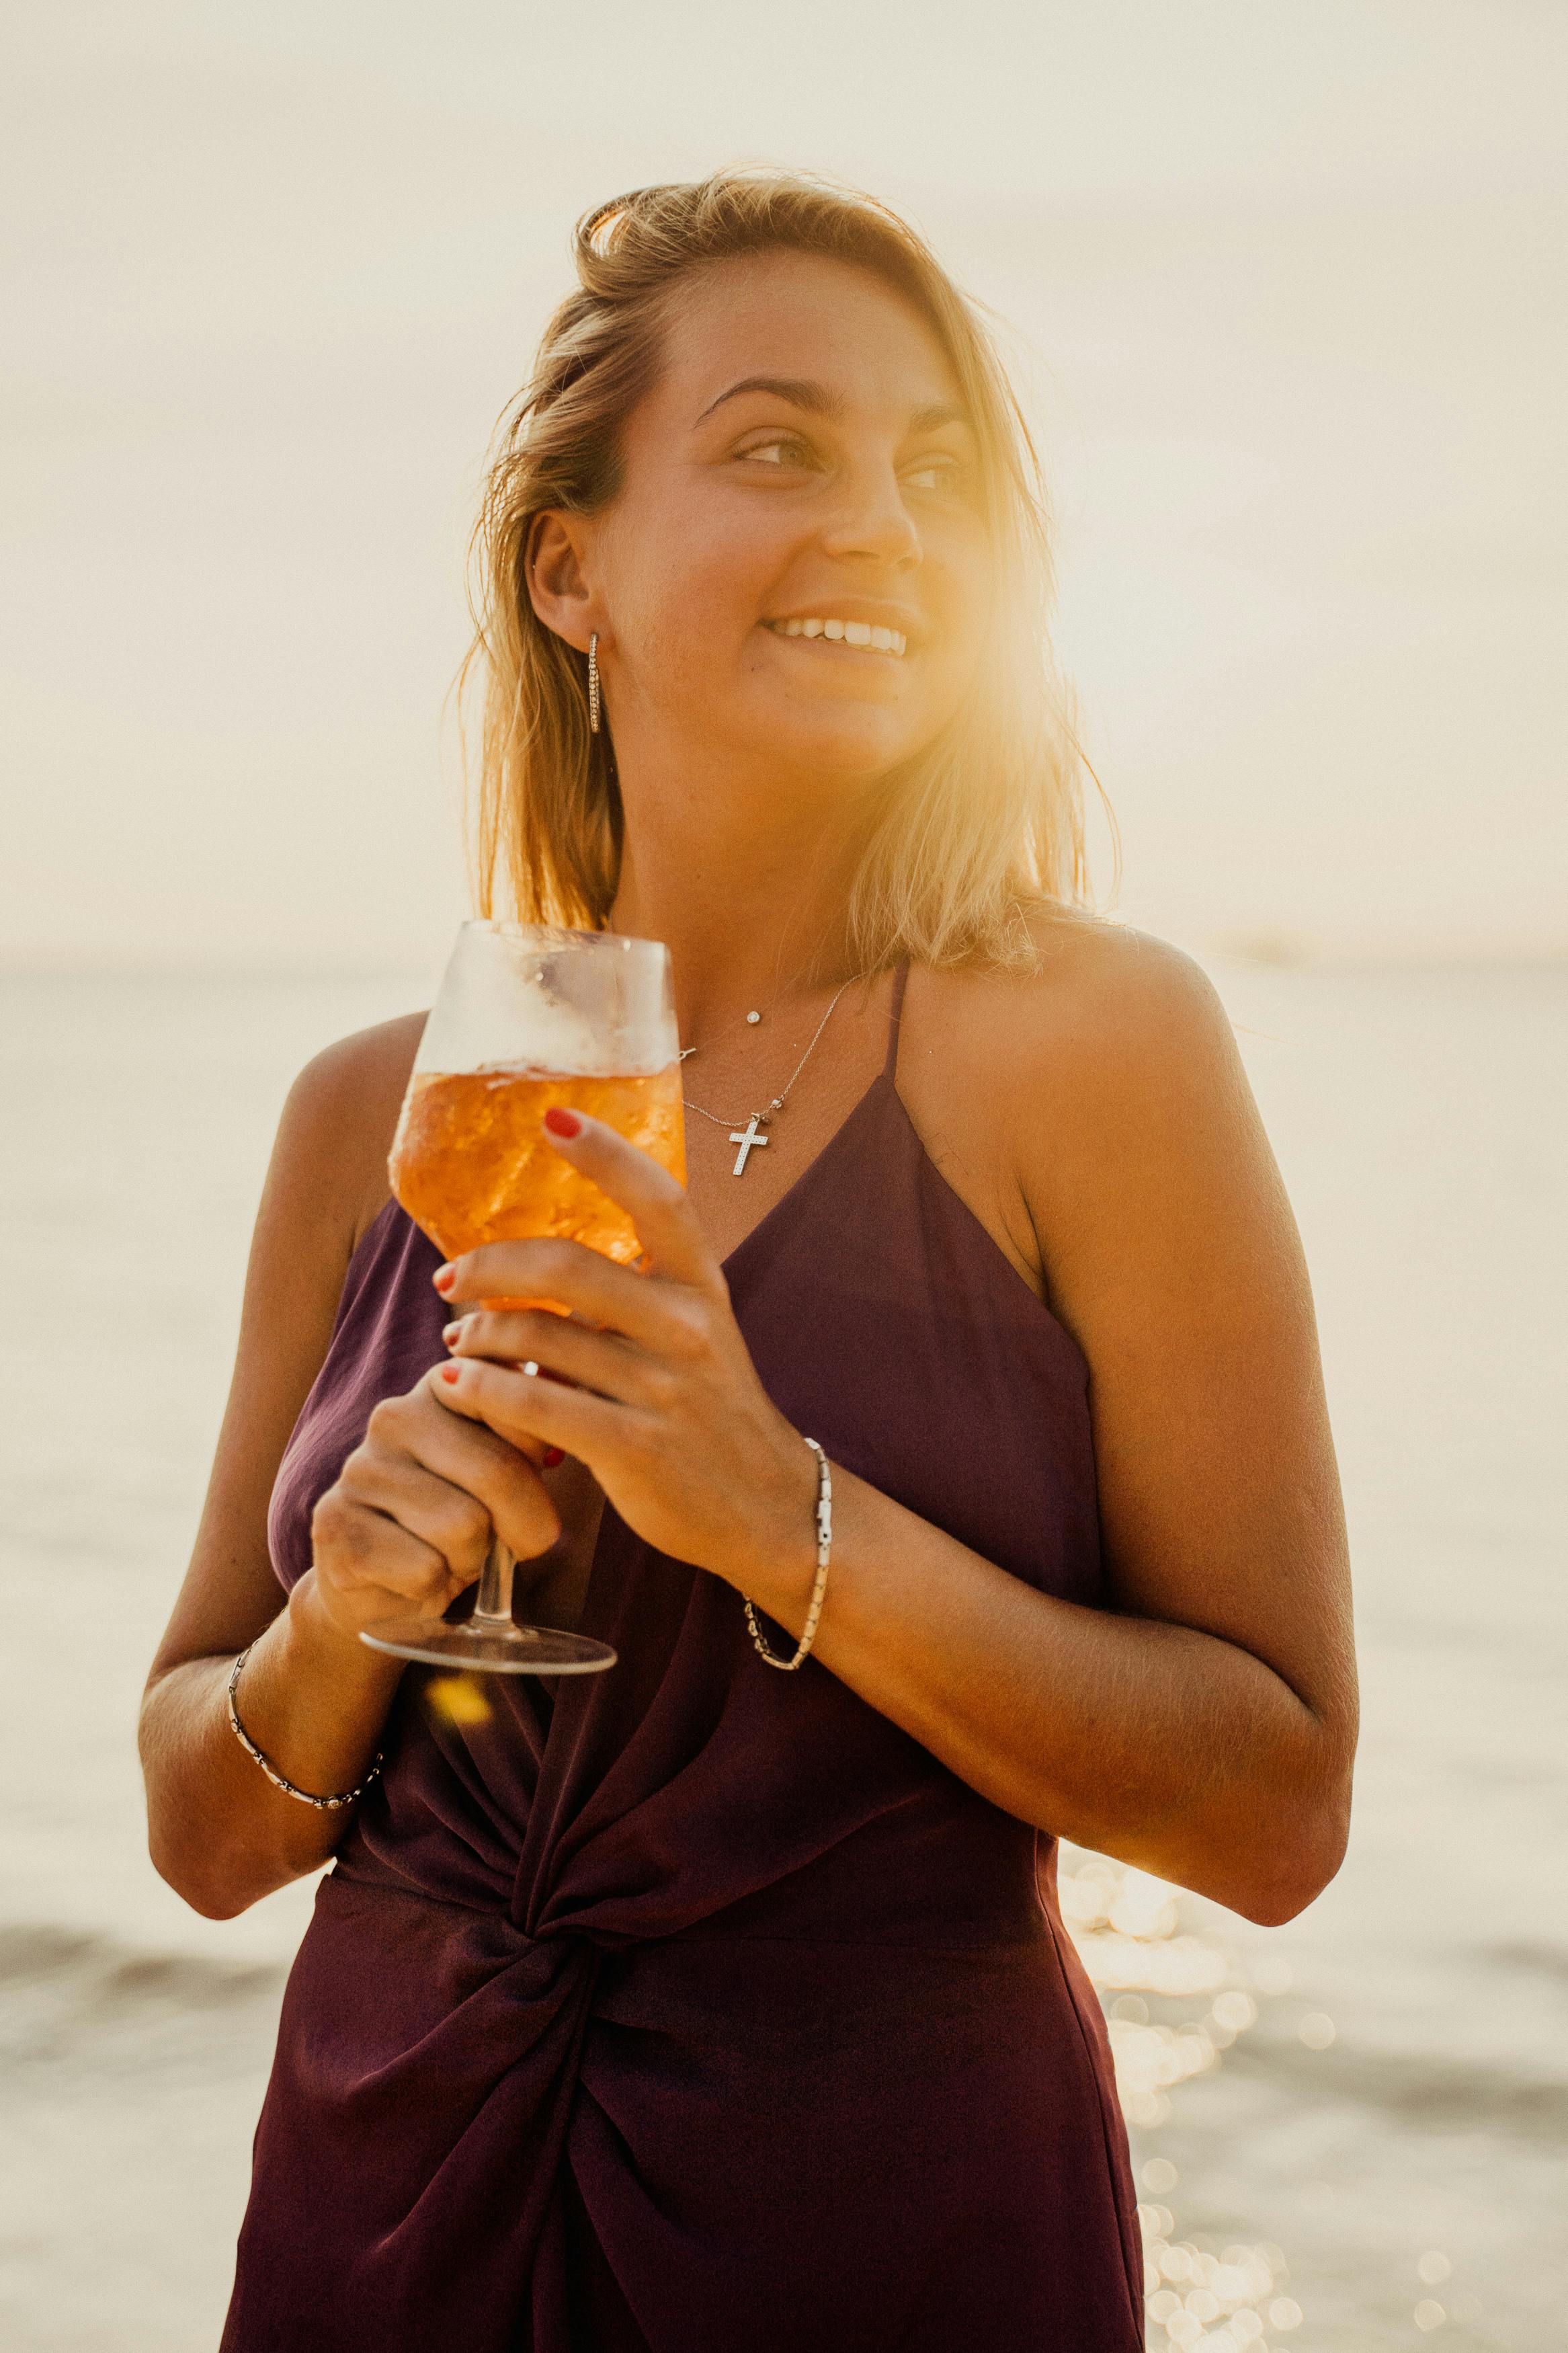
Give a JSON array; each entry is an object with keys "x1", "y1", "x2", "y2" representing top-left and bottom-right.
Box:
[
  {"x1": 719, "y1": 1067, "x2": 888, "y2": 1277},
  {"x1": 346, "y1": 1062, "x2": 893, "y2": 1284},
  {"x1": 348, "y1": 1062, "x2": 1069, "y2": 1345},
  {"x1": 344, "y1": 949, "x2": 1073, "y2": 1357}
]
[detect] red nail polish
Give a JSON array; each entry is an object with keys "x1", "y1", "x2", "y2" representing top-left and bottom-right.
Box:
[
  {"x1": 542, "y1": 1446, "x2": 565, "y2": 1469},
  {"x1": 434, "y1": 1265, "x2": 456, "y2": 1295},
  {"x1": 438, "y1": 1363, "x2": 461, "y2": 1384},
  {"x1": 544, "y1": 1106, "x2": 582, "y2": 1139},
  {"x1": 442, "y1": 1321, "x2": 462, "y2": 1346}
]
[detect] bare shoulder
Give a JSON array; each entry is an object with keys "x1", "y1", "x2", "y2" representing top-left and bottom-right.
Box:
[
  {"x1": 277, "y1": 1009, "x2": 428, "y2": 1253},
  {"x1": 915, "y1": 911, "x2": 1233, "y2": 1090},
  {"x1": 901, "y1": 914, "x2": 1271, "y2": 1303}
]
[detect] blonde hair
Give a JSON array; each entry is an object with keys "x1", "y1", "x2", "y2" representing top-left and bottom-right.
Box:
[{"x1": 463, "y1": 169, "x2": 1096, "y2": 969}]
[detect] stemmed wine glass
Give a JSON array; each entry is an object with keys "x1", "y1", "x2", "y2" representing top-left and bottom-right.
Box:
[{"x1": 360, "y1": 920, "x2": 684, "y2": 1675}]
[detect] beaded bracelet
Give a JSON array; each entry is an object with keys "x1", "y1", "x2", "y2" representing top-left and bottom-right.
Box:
[
  {"x1": 226, "y1": 1644, "x2": 383, "y2": 1811},
  {"x1": 744, "y1": 1437, "x2": 833, "y2": 1672}
]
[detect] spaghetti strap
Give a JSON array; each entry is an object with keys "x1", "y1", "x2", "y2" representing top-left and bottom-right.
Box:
[{"x1": 882, "y1": 960, "x2": 911, "y2": 1082}]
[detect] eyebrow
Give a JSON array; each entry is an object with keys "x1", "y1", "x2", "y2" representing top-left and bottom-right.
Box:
[
  {"x1": 696, "y1": 375, "x2": 844, "y2": 425},
  {"x1": 909, "y1": 401, "x2": 972, "y2": 436},
  {"x1": 694, "y1": 377, "x2": 975, "y2": 437}
]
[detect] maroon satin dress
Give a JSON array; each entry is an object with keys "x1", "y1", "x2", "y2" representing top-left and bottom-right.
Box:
[{"x1": 222, "y1": 970, "x2": 1142, "y2": 2351}]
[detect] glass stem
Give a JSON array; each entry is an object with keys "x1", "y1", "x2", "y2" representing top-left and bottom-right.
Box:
[{"x1": 472, "y1": 1537, "x2": 517, "y2": 1630}]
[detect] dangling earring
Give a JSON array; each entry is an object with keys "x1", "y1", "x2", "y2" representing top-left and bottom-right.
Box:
[{"x1": 587, "y1": 633, "x2": 601, "y2": 735}]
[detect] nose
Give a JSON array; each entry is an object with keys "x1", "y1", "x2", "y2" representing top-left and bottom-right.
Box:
[{"x1": 819, "y1": 458, "x2": 921, "y2": 569}]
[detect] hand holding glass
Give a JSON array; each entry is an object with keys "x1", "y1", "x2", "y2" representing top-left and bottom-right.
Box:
[{"x1": 360, "y1": 921, "x2": 684, "y2": 1675}]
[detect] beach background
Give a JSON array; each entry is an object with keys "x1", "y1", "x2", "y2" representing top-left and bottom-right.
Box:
[{"x1": 3, "y1": 6, "x2": 1565, "y2": 2349}]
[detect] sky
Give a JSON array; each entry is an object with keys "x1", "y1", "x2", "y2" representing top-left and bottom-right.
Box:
[{"x1": 3, "y1": 0, "x2": 1565, "y2": 971}]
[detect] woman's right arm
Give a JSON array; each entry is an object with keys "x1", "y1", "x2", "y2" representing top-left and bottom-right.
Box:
[{"x1": 138, "y1": 1026, "x2": 559, "y2": 1921}]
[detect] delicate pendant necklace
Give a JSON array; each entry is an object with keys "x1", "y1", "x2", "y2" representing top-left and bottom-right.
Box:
[
  {"x1": 681, "y1": 978, "x2": 856, "y2": 1176},
  {"x1": 677, "y1": 1008, "x2": 762, "y2": 1062}
]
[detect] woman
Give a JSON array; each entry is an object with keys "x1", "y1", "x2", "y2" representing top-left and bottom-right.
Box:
[{"x1": 140, "y1": 172, "x2": 1357, "y2": 2351}]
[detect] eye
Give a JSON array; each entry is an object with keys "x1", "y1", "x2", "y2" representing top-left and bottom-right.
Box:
[
  {"x1": 904, "y1": 456, "x2": 961, "y2": 493},
  {"x1": 739, "y1": 434, "x2": 813, "y2": 469}
]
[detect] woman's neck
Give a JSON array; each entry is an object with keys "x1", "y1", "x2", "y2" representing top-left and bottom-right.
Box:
[{"x1": 608, "y1": 764, "x2": 870, "y2": 1039}]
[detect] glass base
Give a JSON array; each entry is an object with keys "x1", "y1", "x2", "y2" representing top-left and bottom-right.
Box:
[{"x1": 359, "y1": 1615, "x2": 617, "y2": 1675}]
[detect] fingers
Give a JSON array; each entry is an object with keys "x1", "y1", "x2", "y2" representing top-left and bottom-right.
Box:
[
  {"x1": 338, "y1": 1449, "x2": 490, "y2": 1587},
  {"x1": 442, "y1": 1243, "x2": 657, "y2": 1335},
  {"x1": 308, "y1": 1367, "x2": 571, "y2": 1647},
  {"x1": 309, "y1": 1491, "x2": 462, "y2": 1622},
  {"x1": 438, "y1": 1233, "x2": 715, "y2": 1347},
  {"x1": 443, "y1": 1304, "x2": 678, "y2": 1406},
  {"x1": 433, "y1": 1352, "x2": 644, "y2": 1469},
  {"x1": 358, "y1": 1386, "x2": 562, "y2": 1562},
  {"x1": 550, "y1": 1109, "x2": 713, "y2": 1281}
]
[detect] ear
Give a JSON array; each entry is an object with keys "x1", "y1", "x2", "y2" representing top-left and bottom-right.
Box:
[{"x1": 526, "y1": 512, "x2": 604, "y2": 653}]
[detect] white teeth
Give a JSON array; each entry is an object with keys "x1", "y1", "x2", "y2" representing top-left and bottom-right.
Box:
[{"x1": 770, "y1": 619, "x2": 907, "y2": 655}]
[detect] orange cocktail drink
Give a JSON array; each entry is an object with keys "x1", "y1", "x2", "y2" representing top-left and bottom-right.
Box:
[
  {"x1": 390, "y1": 1062, "x2": 686, "y2": 1267},
  {"x1": 362, "y1": 922, "x2": 682, "y2": 1679}
]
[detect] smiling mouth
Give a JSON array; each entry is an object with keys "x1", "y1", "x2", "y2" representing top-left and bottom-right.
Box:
[{"x1": 764, "y1": 618, "x2": 909, "y2": 657}]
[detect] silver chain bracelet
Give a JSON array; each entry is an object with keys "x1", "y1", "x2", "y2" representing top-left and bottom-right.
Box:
[
  {"x1": 226, "y1": 1644, "x2": 383, "y2": 1810},
  {"x1": 744, "y1": 1437, "x2": 833, "y2": 1672}
]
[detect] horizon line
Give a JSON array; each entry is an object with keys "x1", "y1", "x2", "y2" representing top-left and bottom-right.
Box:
[{"x1": 3, "y1": 939, "x2": 1567, "y2": 985}]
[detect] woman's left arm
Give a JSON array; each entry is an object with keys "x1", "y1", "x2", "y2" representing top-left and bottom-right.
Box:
[{"x1": 435, "y1": 970, "x2": 1356, "y2": 1928}]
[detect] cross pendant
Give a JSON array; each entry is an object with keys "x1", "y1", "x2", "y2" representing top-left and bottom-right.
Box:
[{"x1": 728, "y1": 1114, "x2": 770, "y2": 1176}]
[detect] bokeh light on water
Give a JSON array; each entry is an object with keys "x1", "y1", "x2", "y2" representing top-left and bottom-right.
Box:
[
  {"x1": 1059, "y1": 1844, "x2": 1518, "y2": 2350},
  {"x1": 1061, "y1": 1849, "x2": 1307, "y2": 2350}
]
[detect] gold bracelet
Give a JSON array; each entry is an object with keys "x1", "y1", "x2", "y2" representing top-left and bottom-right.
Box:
[
  {"x1": 744, "y1": 1437, "x2": 832, "y2": 1672},
  {"x1": 226, "y1": 1644, "x2": 382, "y2": 1811}
]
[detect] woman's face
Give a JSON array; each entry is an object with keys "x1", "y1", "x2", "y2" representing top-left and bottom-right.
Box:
[{"x1": 544, "y1": 250, "x2": 993, "y2": 799}]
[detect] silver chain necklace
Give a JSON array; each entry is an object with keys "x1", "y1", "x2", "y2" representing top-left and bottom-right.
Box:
[{"x1": 682, "y1": 979, "x2": 856, "y2": 1175}]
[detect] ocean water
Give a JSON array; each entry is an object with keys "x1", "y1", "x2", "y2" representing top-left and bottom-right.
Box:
[{"x1": 1, "y1": 963, "x2": 1563, "y2": 2352}]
